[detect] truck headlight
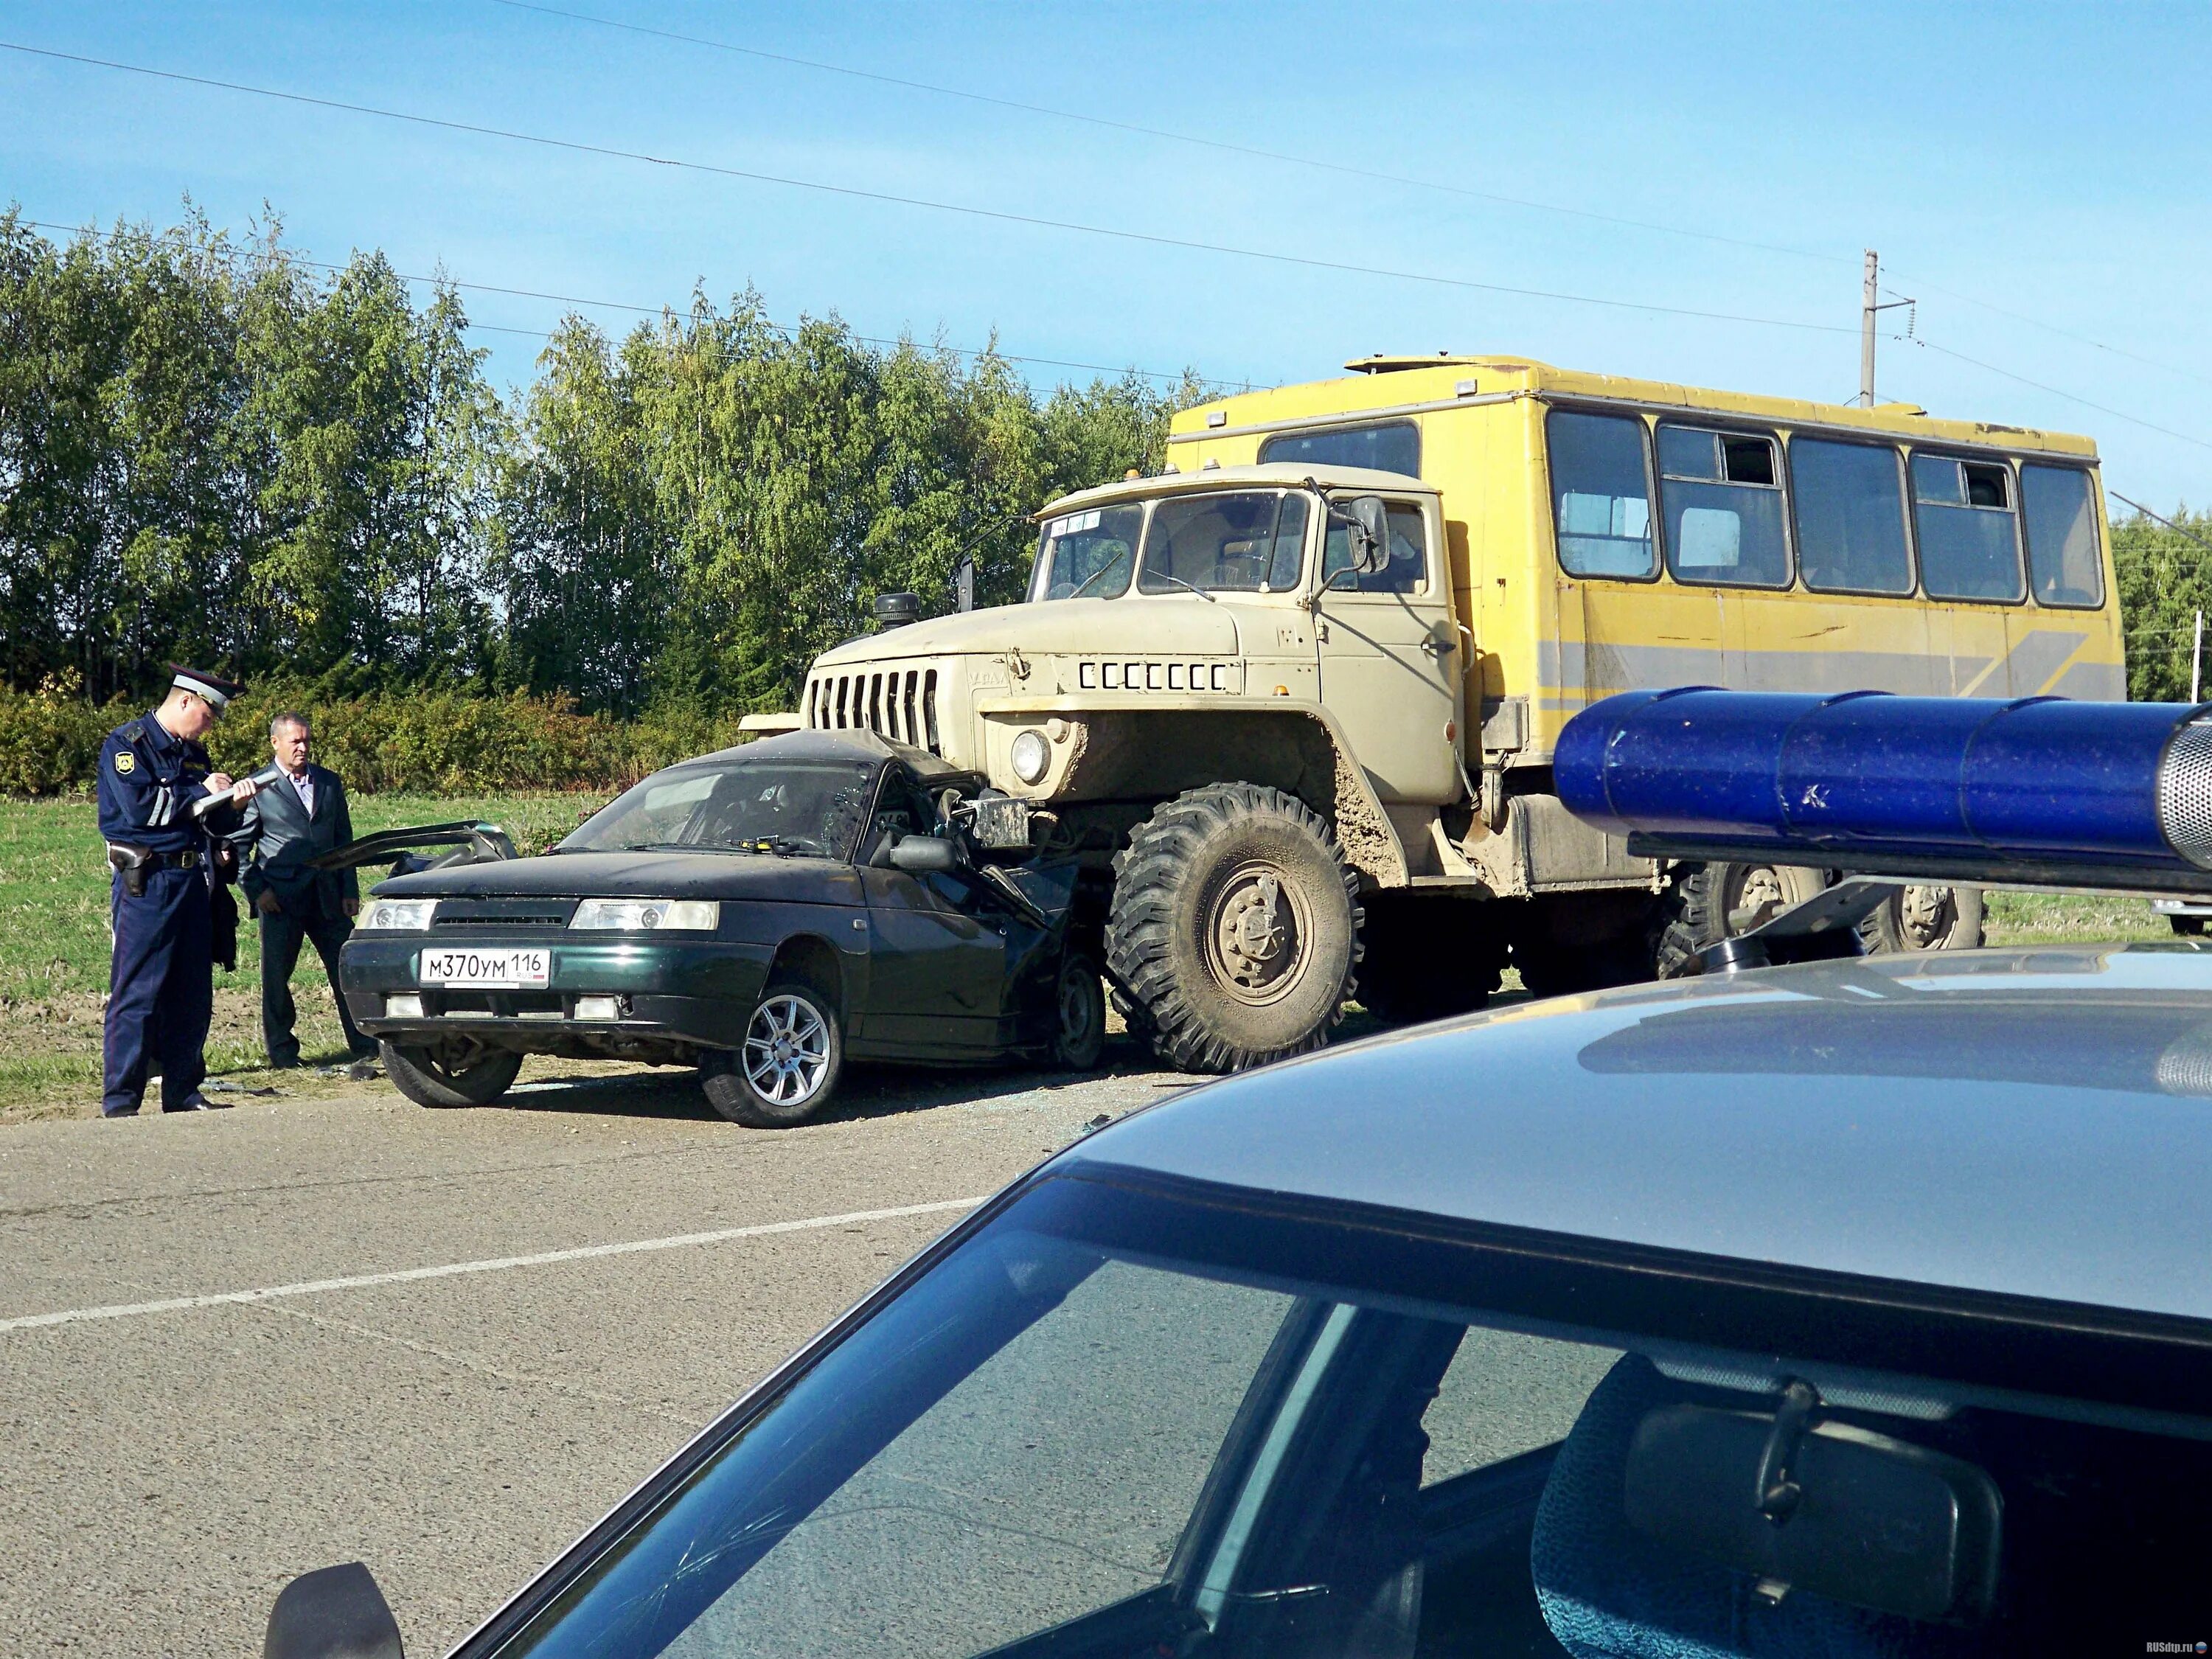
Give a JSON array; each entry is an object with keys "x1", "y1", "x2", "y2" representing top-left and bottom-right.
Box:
[
  {"x1": 357, "y1": 899, "x2": 437, "y2": 931},
  {"x1": 568, "y1": 898, "x2": 720, "y2": 931},
  {"x1": 1009, "y1": 728, "x2": 1051, "y2": 785}
]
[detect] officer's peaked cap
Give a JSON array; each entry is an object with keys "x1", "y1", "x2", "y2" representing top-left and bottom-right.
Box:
[{"x1": 168, "y1": 664, "x2": 246, "y2": 711}]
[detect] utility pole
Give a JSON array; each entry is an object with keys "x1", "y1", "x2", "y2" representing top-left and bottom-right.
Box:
[
  {"x1": 1858, "y1": 251, "x2": 1913, "y2": 408},
  {"x1": 2193, "y1": 610, "x2": 2204, "y2": 703},
  {"x1": 1860, "y1": 249, "x2": 1879, "y2": 408}
]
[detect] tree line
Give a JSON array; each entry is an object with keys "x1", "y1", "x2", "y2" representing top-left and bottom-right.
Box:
[
  {"x1": 2, "y1": 208, "x2": 2205, "y2": 723},
  {"x1": 0, "y1": 207, "x2": 1197, "y2": 717}
]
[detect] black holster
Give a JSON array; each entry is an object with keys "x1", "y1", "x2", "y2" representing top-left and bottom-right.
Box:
[{"x1": 106, "y1": 842, "x2": 153, "y2": 898}]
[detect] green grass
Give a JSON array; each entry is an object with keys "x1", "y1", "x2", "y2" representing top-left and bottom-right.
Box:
[
  {"x1": 0, "y1": 790, "x2": 2186, "y2": 1116},
  {"x1": 0, "y1": 791, "x2": 608, "y2": 1115}
]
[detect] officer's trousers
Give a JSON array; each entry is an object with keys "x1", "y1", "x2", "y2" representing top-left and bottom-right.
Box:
[
  {"x1": 260, "y1": 901, "x2": 368, "y2": 1065},
  {"x1": 102, "y1": 865, "x2": 214, "y2": 1116}
]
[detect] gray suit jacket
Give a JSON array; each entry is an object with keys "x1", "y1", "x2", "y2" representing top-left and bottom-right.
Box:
[{"x1": 238, "y1": 764, "x2": 359, "y2": 916}]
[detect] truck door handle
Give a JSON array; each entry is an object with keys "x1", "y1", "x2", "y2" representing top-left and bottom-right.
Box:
[{"x1": 1420, "y1": 638, "x2": 1453, "y2": 658}]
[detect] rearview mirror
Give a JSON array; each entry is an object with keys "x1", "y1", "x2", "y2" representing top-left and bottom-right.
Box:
[
  {"x1": 888, "y1": 835, "x2": 959, "y2": 873},
  {"x1": 263, "y1": 1562, "x2": 403, "y2": 1659},
  {"x1": 1624, "y1": 1402, "x2": 2000, "y2": 1623},
  {"x1": 1338, "y1": 495, "x2": 1391, "y2": 574}
]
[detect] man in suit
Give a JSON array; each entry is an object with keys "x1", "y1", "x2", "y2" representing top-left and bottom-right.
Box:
[{"x1": 238, "y1": 712, "x2": 372, "y2": 1067}]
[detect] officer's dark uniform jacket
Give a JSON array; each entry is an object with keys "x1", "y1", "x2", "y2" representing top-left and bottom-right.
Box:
[{"x1": 98, "y1": 714, "x2": 240, "y2": 1115}]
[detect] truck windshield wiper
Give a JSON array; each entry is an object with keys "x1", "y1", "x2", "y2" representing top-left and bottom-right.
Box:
[
  {"x1": 1144, "y1": 568, "x2": 1217, "y2": 602},
  {"x1": 1066, "y1": 552, "x2": 1131, "y2": 599}
]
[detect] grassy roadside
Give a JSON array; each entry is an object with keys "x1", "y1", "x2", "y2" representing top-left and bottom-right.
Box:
[
  {"x1": 0, "y1": 792, "x2": 2185, "y2": 1121},
  {"x1": 0, "y1": 792, "x2": 608, "y2": 1119}
]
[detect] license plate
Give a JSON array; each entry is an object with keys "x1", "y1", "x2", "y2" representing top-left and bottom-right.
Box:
[{"x1": 419, "y1": 946, "x2": 551, "y2": 988}]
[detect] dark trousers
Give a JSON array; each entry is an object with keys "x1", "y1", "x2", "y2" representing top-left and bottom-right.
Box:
[
  {"x1": 103, "y1": 866, "x2": 214, "y2": 1116},
  {"x1": 260, "y1": 899, "x2": 369, "y2": 1065}
]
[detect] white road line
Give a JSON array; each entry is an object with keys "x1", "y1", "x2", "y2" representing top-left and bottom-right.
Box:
[{"x1": 0, "y1": 1197, "x2": 986, "y2": 1335}]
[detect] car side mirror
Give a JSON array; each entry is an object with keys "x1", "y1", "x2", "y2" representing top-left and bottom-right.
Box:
[
  {"x1": 888, "y1": 835, "x2": 959, "y2": 873},
  {"x1": 264, "y1": 1562, "x2": 403, "y2": 1659}
]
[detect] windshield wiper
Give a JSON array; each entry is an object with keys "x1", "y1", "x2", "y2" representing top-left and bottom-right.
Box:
[
  {"x1": 1066, "y1": 553, "x2": 1131, "y2": 599},
  {"x1": 1145, "y1": 568, "x2": 1217, "y2": 602}
]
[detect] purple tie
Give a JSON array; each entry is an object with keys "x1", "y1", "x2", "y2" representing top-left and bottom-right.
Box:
[{"x1": 293, "y1": 771, "x2": 313, "y2": 816}]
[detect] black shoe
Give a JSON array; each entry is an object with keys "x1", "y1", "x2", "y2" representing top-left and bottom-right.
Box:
[
  {"x1": 163, "y1": 1095, "x2": 234, "y2": 1113},
  {"x1": 267, "y1": 1057, "x2": 304, "y2": 1071}
]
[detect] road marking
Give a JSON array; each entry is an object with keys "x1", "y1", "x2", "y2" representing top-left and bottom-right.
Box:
[{"x1": 0, "y1": 1197, "x2": 987, "y2": 1335}]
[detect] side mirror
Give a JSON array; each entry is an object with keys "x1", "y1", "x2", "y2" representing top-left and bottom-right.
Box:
[
  {"x1": 264, "y1": 1562, "x2": 403, "y2": 1659},
  {"x1": 1341, "y1": 495, "x2": 1391, "y2": 574},
  {"x1": 888, "y1": 835, "x2": 959, "y2": 873}
]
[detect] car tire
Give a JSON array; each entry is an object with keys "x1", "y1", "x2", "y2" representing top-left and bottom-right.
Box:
[
  {"x1": 1051, "y1": 950, "x2": 1107, "y2": 1071},
  {"x1": 1357, "y1": 894, "x2": 1506, "y2": 1026},
  {"x1": 380, "y1": 1040, "x2": 524, "y2": 1108},
  {"x1": 1108, "y1": 783, "x2": 1362, "y2": 1074},
  {"x1": 1857, "y1": 884, "x2": 1985, "y2": 953},
  {"x1": 1652, "y1": 861, "x2": 1829, "y2": 979},
  {"x1": 701, "y1": 982, "x2": 844, "y2": 1128}
]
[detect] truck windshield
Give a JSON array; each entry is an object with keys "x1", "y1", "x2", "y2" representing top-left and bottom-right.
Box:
[
  {"x1": 560, "y1": 757, "x2": 880, "y2": 860},
  {"x1": 1030, "y1": 504, "x2": 1146, "y2": 600},
  {"x1": 1138, "y1": 490, "x2": 1307, "y2": 595}
]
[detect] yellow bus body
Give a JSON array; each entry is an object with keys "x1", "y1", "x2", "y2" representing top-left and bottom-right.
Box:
[{"x1": 1167, "y1": 355, "x2": 2124, "y2": 765}]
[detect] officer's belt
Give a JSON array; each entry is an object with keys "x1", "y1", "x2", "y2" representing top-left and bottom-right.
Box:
[{"x1": 107, "y1": 844, "x2": 202, "y2": 871}]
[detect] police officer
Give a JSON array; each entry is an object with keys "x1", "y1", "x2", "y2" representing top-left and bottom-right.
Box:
[{"x1": 98, "y1": 666, "x2": 262, "y2": 1118}]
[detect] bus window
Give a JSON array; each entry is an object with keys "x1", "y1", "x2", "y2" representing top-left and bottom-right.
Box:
[
  {"x1": 1548, "y1": 410, "x2": 1656, "y2": 580},
  {"x1": 2021, "y1": 465, "x2": 2105, "y2": 608},
  {"x1": 1913, "y1": 456, "x2": 2025, "y2": 602},
  {"x1": 1259, "y1": 420, "x2": 1420, "y2": 478},
  {"x1": 1791, "y1": 438, "x2": 1913, "y2": 595},
  {"x1": 1657, "y1": 426, "x2": 1790, "y2": 588}
]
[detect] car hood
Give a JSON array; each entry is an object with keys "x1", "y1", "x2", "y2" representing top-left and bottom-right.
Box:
[
  {"x1": 815, "y1": 598, "x2": 1244, "y2": 665},
  {"x1": 369, "y1": 850, "x2": 862, "y2": 905}
]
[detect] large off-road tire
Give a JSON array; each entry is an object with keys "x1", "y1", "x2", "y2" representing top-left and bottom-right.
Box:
[
  {"x1": 1357, "y1": 893, "x2": 1507, "y2": 1026},
  {"x1": 380, "y1": 1039, "x2": 524, "y2": 1107},
  {"x1": 1857, "y1": 884, "x2": 1984, "y2": 953},
  {"x1": 701, "y1": 981, "x2": 844, "y2": 1128},
  {"x1": 1652, "y1": 861, "x2": 1829, "y2": 979},
  {"x1": 1107, "y1": 784, "x2": 1362, "y2": 1073}
]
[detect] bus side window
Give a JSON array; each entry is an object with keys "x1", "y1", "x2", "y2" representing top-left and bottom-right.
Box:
[
  {"x1": 1913, "y1": 456, "x2": 2025, "y2": 602},
  {"x1": 1792, "y1": 438, "x2": 1913, "y2": 596},
  {"x1": 1548, "y1": 410, "x2": 1657, "y2": 580},
  {"x1": 2021, "y1": 465, "x2": 2105, "y2": 608},
  {"x1": 1657, "y1": 426, "x2": 1790, "y2": 588}
]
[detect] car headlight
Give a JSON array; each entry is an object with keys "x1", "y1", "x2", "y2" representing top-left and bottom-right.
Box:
[
  {"x1": 356, "y1": 898, "x2": 437, "y2": 931},
  {"x1": 1009, "y1": 728, "x2": 1051, "y2": 785},
  {"x1": 568, "y1": 898, "x2": 720, "y2": 931}
]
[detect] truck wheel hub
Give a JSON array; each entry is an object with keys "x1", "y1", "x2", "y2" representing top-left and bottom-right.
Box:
[{"x1": 1207, "y1": 865, "x2": 1310, "y2": 1004}]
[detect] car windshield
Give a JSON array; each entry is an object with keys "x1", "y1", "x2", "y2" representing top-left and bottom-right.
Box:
[
  {"x1": 561, "y1": 758, "x2": 881, "y2": 860},
  {"x1": 485, "y1": 1175, "x2": 2212, "y2": 1659},
  {"x1": 1029, "y1": 503, "x2": 1145, "y2": 601}
]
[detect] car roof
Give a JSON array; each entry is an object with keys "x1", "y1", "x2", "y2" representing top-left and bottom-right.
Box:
[
  {"x1": 688, "y1": 727, "x2": 970, "y2": 782},
  {"x1": 1065, "y1": 947, "x2": 2212, "y2": 1325}
]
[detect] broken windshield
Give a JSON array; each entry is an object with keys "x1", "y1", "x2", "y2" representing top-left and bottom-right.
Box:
[{"x1": 1029, "y1": 503, "x2": 1144, "y2": 601}]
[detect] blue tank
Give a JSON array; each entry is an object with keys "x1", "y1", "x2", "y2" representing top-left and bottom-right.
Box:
[{"x1": 1554, "y1": 688, "x2": 2212, "y2": 880}]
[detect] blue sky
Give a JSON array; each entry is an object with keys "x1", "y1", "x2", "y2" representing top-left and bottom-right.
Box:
[{"x1": 4, "y1": 1, "x2": 2210, "y2": 507}]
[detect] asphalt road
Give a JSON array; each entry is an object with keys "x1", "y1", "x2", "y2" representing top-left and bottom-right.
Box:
[{"x1": 0, "y1": 1047, "x2": 1186, "y2": 1658}]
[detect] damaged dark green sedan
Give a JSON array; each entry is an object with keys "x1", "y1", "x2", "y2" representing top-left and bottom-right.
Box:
[{"x1": 335, "y1": 731, "x2": 1107, "y2": 1127}]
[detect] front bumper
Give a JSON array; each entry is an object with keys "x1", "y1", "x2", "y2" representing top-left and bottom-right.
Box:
[{"x1": 340, "y1": 933, "x2": 775, "y2": 1058}]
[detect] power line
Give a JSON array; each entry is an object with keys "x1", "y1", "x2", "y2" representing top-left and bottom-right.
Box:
[
  {"x1": 1894, "y1": 336, "x2": 2212, "y2": 453},
  {"x1": 10, "y1": 214, "x2": 1241, "y2": 388},
  {"x1": 0, "y1": 39, "x2": 1860, "y2": 338},
  {"x1": 496, "y1": 0, "x2": 2212, "y2": 397},
  {"x1": 2111, "y1": 493, "x2": 2212, "y2": 554},
  {"x1": 487, "y1": 0, "x2": 1849, "y2": 271}
]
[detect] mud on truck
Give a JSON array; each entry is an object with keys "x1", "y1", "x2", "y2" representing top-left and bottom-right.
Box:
[{"x1": 774, "y1": 354, "x2": 2126, "y2": 1071}]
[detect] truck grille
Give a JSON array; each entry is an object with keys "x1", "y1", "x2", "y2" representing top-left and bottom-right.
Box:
[{"x1": 807, "y1": 667, "x2": 942, "y2": 754}]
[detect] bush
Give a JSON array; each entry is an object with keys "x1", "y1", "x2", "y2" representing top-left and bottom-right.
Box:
[
  {"x1": 0, "y1": 683, "x2": 122, "y2": 796},
  {"x1": 4, "y1": 687, "x2": 753, "y2": 797}
]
